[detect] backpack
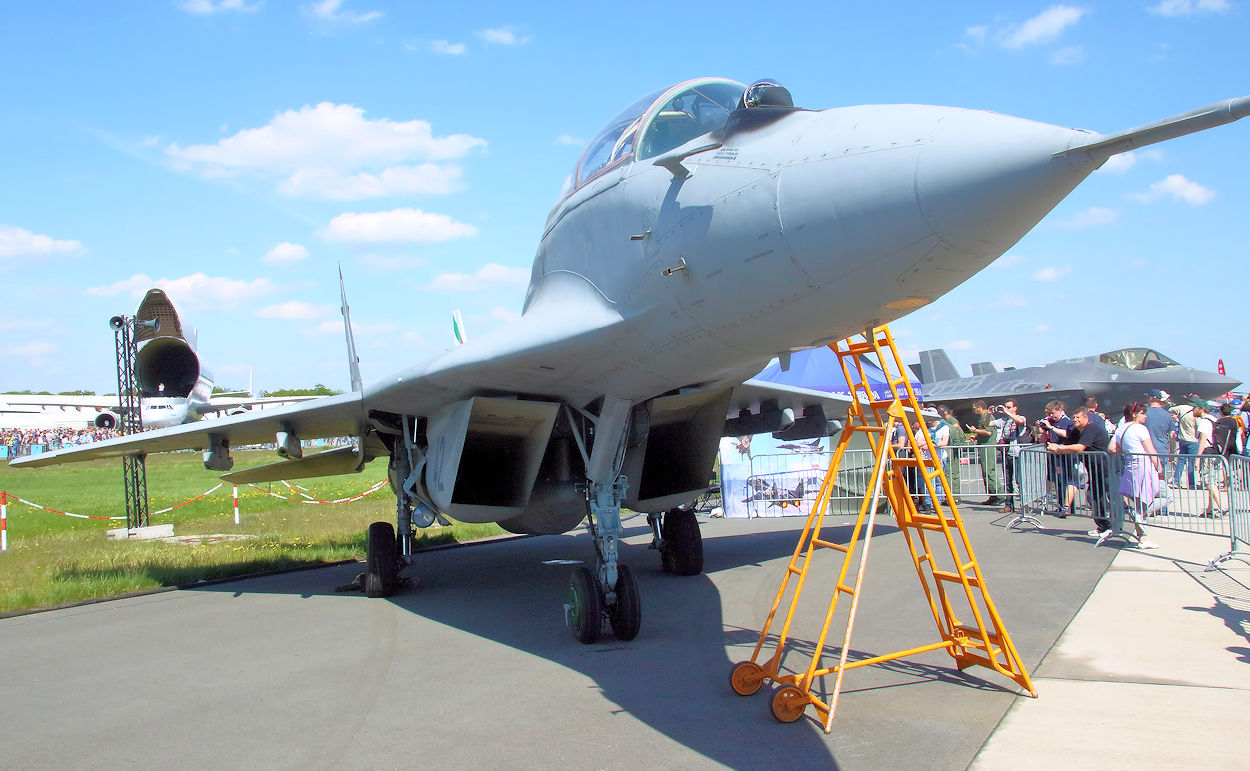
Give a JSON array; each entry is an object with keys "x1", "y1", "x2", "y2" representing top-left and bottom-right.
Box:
[{"x1": 1212, "y1": 416, "x2": 1240, "y2": 455}]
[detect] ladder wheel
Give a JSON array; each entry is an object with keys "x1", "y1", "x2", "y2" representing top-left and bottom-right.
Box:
[
  {"x1": 771, "y1": 686, "x2": 807, "y2": 723},
  {"x1": 729, "y1": 661, "x2": 765, "y2": 696}
]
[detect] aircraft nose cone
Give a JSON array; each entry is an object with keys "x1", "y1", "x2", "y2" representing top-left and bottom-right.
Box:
[{"x1": 916, "y1": 109, "x2": 1100, "y2": 259}]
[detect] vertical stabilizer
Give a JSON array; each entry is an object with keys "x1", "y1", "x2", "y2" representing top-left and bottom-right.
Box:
[
  {"x1": 970, "y1": 361, "x2": 998, "y2": 376},
  {"x1": 918, "y1": 349, "x2": 960, "y2": 384},
  {"x1": 452, "y1": 309, "x2": 467, "y2": 345},
  {"x1": 339, "y1": 266, "x2": 363, "y2": 393}
]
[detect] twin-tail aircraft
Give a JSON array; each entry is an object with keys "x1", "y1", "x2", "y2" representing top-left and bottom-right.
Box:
[
  {"x1": 12, "y1": 78, "x2": 1249, "y2": 644},
  {"x1": 5, "y1": 289, "x2": 313, "y2": 430}
]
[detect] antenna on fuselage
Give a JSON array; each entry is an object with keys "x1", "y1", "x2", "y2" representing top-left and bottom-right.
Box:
[{"x1": 339, "y1": 265, "x2": 363, "y2": 393}]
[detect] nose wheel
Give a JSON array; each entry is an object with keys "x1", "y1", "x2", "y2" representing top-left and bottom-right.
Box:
[{"x1": 364, "y1": 520, "x2": 399, "y2": 598}]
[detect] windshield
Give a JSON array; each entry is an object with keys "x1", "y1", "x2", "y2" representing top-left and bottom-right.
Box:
[
  {"x1": 572, "y1": 78, "x2": 745, "y2": 191},
  {"x1": 1099, "y1": 347, "x2": 1181, "y2": 371}
]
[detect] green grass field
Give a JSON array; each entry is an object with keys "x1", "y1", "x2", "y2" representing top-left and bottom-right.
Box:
[{"x1": 0, "y1": 450, "x2": 504, "y2": 614}]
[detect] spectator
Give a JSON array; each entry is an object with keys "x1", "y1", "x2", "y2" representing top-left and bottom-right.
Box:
[
  {"x1": 1039, "y1": 400, "x2": 1077, "y2": 517},
  {"x1": 1169, "y1": 397, "x2": 1202, "y2": 488},
  {"x1": 997, "y1": 399, "x2": 1029, "y2": 514},
  {"x1": 1110, "y1": 403, "x2": 1164, "y2": 543},
  {"x1": 939, "y1": 406, "x2": 966, "y2": 503},
  {"x1": 1046, "y1": 406, "x2": 1140, "y2": 543},
  {"x1": 966, "y1": 400, "x2": 1002, "y2": 506}
]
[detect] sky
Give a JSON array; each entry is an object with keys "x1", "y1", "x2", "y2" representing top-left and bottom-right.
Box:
[{"x1": 2, "y1": 1, "x2": 1247, "y2": 396}]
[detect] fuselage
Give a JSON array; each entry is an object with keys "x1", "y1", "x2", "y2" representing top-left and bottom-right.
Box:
[{"x1": 376, "y1": 78, "x2": 1105, "y2": 415}]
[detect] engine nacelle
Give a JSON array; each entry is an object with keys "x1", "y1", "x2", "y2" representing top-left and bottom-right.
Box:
[
  {"x1": 135, "y1": 336, "x2": 201, "y2": 399},
  {"x1": 93, "y1": 410, "x2": 119, "y2": 429},
  {"x1": 497, "y1": 480, "x2": 586, "y2": 535}
]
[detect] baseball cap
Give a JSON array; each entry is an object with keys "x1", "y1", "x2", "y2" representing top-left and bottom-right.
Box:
[{"x1": 1144, "y1": 388, "x2": 1169, "y2": 402}]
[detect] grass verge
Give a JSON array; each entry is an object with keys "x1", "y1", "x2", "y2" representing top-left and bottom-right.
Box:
[{"x1": 0, "y1": 450, "x2": 504, "y2": 614}]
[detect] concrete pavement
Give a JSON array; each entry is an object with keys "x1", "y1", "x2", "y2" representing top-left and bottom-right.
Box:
[{"x1": 973, "y1": 527, "x2": 1250, "y2": 769}]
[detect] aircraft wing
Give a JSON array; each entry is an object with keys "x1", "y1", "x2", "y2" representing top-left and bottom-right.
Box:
[
  {"x1": 725, "y1": 379, "x2": 854, "y2": 439},
  {"x1": 9, "y1": 392, "x2": 368, "y2": 468},
  {"x1": 0, "y1": 394, "x2": 118, "y2": 410}
]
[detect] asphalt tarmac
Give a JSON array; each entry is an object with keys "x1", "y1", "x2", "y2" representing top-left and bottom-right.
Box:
[{"x1": 0, "y1": 510, "x2": 1115, "y2": 769}]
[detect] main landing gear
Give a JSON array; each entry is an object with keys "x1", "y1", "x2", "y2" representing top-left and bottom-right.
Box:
[
  {"x1": 648, "y1": 507, "x2": 704, "y2": 576},
  {"x1": 565, "y1": 476, "x2": 642, "y2": 644}
]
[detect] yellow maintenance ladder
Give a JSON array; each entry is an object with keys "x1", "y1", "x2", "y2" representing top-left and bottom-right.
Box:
[{"x1": 729, "y1": 325, "x2": 1036, "y2": 731}]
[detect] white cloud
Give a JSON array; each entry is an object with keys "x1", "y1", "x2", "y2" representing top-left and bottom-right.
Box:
[
  {"x1": 991, "y1": 253, "x2": 1025, "y2": 269},
  {"x1": 1033, "y1": 324, "x2": 1049, "y2": 332},
  {"x1": 554, "y1": 134, "x2": 584, "y2": 147},
  {"x1": 278, "y1": 163, "x2": 465, "y2": 199},
  {"x1": 255, "y1": 301, "x2": 333, "y2": 320},
  {"x1": 306, "y1": 0, "x2": 382, "y2": 24},
  {"x1": 1000, "y1": 5, "x2": 1087, "y2": 50},
  {"x1": 1099, "y1": 152, "x2": 1138, "y2": 174},
  {"x1": 489, "y1": 306, "x2": 522, "y2": 323},
  {"x1": 1149, "y1": 0, "x2": 1230, "y2": 16},
  {"x1": 958, "y1": 25, "x2": 988, "y2": 53},
  {"x1": 1032, "y1": 266, "x2": 1071, "y2": 281},
  {"x1": 164, "y1": 103, "x2": 485, "y2": 200},
  {"x1": 1133, "y1": 174, "x2": 1215, "y2": 206},
  {"x1": 990, "y1": 293, "x2": 1029, "y2": 309},
  {"x1": 1054, "y1": 206, "x2": 1118, "y2": 228},
  {"x1": 320, "y1": 208, "x2": 477, "y2": 244},
  {"x1": 5, "y1": 341, "x2": 56, "y2": 359},
  {"x1": 181, "y1": 0, "x2": 258, "y2": 13},
  {"x1": 0, "y1": 225, "x2": 83, "y2": 263},
  {"x1": 478, "y1": 26, "x2": 530, "y2": 45},
  {"x1": 1050, "y1": 45, "x2": 1086, "y2": 65},
  {"x1": 428, "y1": 263, "x2": 529, "y2": 291},
  {"x1": 87, "y1": 273, "x2": 276, "y2": 308},
  {"x1": 429, "y1": 39, "x2": 467, "y2": 55},
  {"x1": 305, "y1": 319, "x2": 396, "y2": 336},
  {"x1": 264, "y1": 242, "x2": 309, "y2": 265}
]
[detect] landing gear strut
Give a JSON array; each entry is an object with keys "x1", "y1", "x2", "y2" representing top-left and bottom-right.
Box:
[{"x1": 565, "y1": 475, "x2": 641, "y2": 643}]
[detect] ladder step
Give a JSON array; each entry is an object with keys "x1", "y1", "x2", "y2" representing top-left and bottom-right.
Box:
[
  {"x1": 932, "y1": 570, "x2": 982, "y2": 588},
  {"x1": 812, "y1": 538, "x2": 849, "y2": 553}
]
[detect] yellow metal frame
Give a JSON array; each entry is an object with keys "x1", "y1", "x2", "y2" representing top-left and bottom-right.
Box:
[{"x1": 729, "y1": 325, "x2": 1036, "y2": 731}]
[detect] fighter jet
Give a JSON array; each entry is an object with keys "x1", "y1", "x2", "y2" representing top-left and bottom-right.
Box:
[
  {"x1": 12, "y1": 77, "x2": 1249, "y2": 644},
  {"x1": 6, "y1": 289, "x2": 314, "y2": 430},
  {"x1": 915, "y1": 347, "x2": 1241, "y2": 421}
]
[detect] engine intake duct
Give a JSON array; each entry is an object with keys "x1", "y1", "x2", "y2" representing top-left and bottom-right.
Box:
[{"x1": 135, "y1": 336, "x2": 200, "y2": 398}]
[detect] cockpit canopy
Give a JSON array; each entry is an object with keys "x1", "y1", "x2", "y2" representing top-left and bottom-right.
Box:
[
  {"x1": 571, "y1": 78, "x2": 746, "y2": 192},
  {"x1": 1099, "y1": 347, "x2": 1181, "y2": 371}
]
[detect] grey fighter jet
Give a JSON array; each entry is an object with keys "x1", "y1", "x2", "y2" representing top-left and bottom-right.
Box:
[
  {"x1": 916, "y1": 347, "x2": 1240, "y2": 422},
  {"x1": 12, "y1": 78, "x2": 1250, "y2": 644}
]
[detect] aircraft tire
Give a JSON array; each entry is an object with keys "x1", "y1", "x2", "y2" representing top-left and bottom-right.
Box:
[
  {"x1": 608, "y1": 564, "x2": 641, "y2": 641},
  {"x1": 661, "y1": 509, "x2": 703, "y2": 576},
  {"x1": 566, "y1": 567, "x2": 602, "y2": 644},
  {"x1": 364, "y1": 521, "x2": 398, "y2": 598}
]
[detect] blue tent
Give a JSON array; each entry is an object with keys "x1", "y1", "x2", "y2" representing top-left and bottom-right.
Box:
[{"x1": 753, "y1": 347, "x2": 923, "y2": 400}]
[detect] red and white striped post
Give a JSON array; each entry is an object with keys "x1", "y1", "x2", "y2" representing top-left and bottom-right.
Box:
[
  {"x1": 232, "y1": 484, "x2": 240, "y2": 525},
  {"x1": 2, "y1": 491, "x2": 8, "y2": 551}
]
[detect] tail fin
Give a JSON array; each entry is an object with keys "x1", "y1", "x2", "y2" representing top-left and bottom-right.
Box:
[
  {"x1": 339, "y1": 266, "x2": 363, "y2": 393},
  {"x1": 918, "y1": 349, "x2": 960, "y2": 384},
  {"x1": 970, "y1": 361, "x2": 998, "y2": 376},
  {"x1": 1057, "y1": 95, "x2": 1250, "y2": 163},
  {"x1": 451, "y1": 309, "x2": 467, "y2": 346}
]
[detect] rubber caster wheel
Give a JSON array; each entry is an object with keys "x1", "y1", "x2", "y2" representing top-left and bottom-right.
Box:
[
  {"x1": 364, "y1": 521, "x2": 398, "y2": 598},
  {"x1": 608, "y1": 564, "x2": 641, "y2": 641},
  {"x1": 729, "y1": 661, "x2": 766, "y2": 696},
  {"x1": 771, "y1": 686, "x2": 808, "y2": 723},
  {"x1": 566, "y1": 567, "x2": 603, "y2": 644}
]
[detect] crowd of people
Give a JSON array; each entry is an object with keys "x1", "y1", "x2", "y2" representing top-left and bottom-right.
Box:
[
  {"x1": 894, "y1": 389, "x2": 1247, "y2": 550},
  {"x1": 1, "y1": 426, "x2": 118, "y2": 456}
]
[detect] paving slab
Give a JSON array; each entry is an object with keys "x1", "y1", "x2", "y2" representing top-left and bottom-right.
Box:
[{"x1": 0, "y1": 510, "x2": 1113, "y2": 769}]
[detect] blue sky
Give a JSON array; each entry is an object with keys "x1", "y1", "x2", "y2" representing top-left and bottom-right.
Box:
[{"x1": 2, "y1": 1, "x2": 1247, "y2": 395}]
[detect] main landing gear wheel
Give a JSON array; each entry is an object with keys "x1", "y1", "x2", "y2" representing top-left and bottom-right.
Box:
[
  {"x1": 771, "y1": 685, "x2": 808, "y2": 723},
  {"x1": 729, "y1": 661, "x2": 766, "y2": 696},
  {"x1": 365, "y1": 521, "x2": 399, "y2": 598},
  {"x1": 661, "y1": 509, "x2": 704, "y2": 576},
  {"x1": 566, "y1": 567, "x2": 603, "y2": 644},
  {"x1": 608, "y1": 564, "x2": 641, "y2": 641}
]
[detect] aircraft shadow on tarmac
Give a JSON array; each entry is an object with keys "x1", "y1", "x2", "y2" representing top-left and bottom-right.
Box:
[{"x1": 175, "y1": 514, "x2": 1115, "y2": 768}]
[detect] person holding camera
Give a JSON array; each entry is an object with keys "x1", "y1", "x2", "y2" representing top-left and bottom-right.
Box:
[
  {"x1": 967, "y1": 400, "x2": 1002, "y2": 506},
  {"x1": 1039, "y1": 400, "x2": 1077, "y2": 517},
  {"x1": 996, "y1": 399, "x2": 1029, "y2": 513}
]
